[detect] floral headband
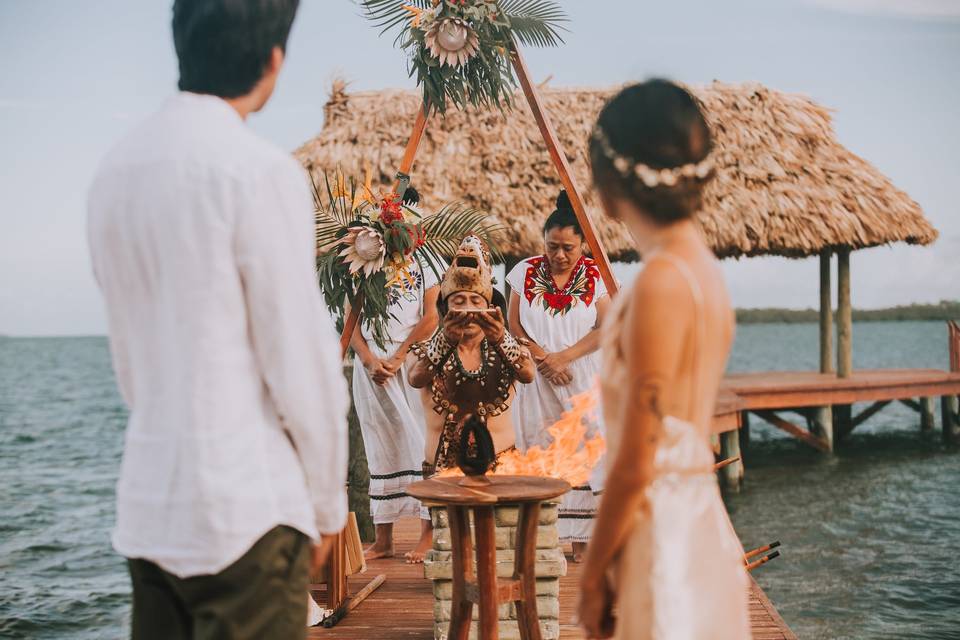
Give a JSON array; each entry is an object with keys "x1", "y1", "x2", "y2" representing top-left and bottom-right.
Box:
[{"x1": 591, "y1": 125, "x2": 714, "y2": 189}]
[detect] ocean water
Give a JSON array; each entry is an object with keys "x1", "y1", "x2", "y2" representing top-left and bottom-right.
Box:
[{"x1": 1, "y1": 322, "x2": 958, "y2": 639}]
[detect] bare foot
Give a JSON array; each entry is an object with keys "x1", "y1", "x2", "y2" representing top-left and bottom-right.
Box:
[
  {"x1": 405, "y1": 522, "x2": 433, "y2": 564},
  {"x1": 364, "y1": 544, "x2": 394, "y2": 560},
  {"x1": 571, "y1": 542, "x2": 587, "y2": 564},
  {"x1": 403, "y1": 550, "x2": 427, "y2": 564}
]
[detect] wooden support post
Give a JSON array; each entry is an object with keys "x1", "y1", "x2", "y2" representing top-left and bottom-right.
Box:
[
  {"x1": 511, "y1": 46, "x2": 618, "y2": 297},
  {"x1": 739, "y1": 410, "x2": 750, "y2": 454},
  {"x1": 943, "y1": 395, "x2": 960, "y2": 445},
  {"x1": 719, "y1": 429, "x2": 743, "y2": 492},
  {"x1": 834, "y1": 247, "x2": 853, "y2": 440},
  {"x1": 819, "y1": 250, "x2": 833, "y2": 374},
  {"x1": 836, "y1": 248, "x2": 852, "y2": 377},
  {"x1": 514, "y1": 503, "x2": 544, "y2": 640},
  {"x1": 920, "y1": 397, "x2": 935, "y2": 432},
  {"x1": 473, "y1": 506, "x2": 499, "y2": 640},
  {"x1": 447, "y1": 505, "x2": 475, "y2": 640},
  {"x1": 812, "y1": 406, "x2": 834, "y2": 452},
  {"x1": 816, "y1": 250, "x2": 836, "y2": 450}
]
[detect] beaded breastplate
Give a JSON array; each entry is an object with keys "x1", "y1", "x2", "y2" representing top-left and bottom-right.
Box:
[{"x1": 411, "y1": 339, "x2": 517, "y2": 469}]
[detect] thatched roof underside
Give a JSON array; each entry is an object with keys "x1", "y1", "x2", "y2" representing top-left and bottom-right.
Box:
[{"x1": 295, "y1": 82, "x2": 937, "y2": 261}]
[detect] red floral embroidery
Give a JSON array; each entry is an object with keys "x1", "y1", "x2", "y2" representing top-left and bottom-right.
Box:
[{"x1": 521, "y1": 256, "x2": 601, "y2": 316}]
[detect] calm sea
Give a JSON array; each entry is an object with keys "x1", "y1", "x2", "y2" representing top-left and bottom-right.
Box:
[{"x1": 1, "y1": 322, "x2": 958, "y2": 639}]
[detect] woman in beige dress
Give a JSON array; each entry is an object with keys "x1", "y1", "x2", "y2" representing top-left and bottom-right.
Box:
[{"x1": 577, "y1": 80, "x2": 750, "y2": 639}]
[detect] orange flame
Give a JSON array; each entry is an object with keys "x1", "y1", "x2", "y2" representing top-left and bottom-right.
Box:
[{"x1": 437, "y1": 389, "x2": 605, "y2": 486}]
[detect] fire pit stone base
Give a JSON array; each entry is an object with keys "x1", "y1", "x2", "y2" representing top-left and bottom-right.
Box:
[{"x1": 424, "y1": 502, "x2": 565, "y2": 640}]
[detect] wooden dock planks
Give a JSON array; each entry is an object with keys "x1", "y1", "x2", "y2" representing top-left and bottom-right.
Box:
[
  {"x1": 309, "y1": 518, "x2": 796, "y2": 639},
  {"x1": 724, "y1": 368, "x2": 960, "y2": 411}
]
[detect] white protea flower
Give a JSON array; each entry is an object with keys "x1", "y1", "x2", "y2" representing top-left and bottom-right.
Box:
[
  {"x1": 424, "y1": 18, "x2": 480, "y2": 67},
  {"x1": 339, "y1": 226, "x2": 385, "y2": 277}
]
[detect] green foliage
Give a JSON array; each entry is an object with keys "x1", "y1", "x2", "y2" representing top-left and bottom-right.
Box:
[{"x1": 360, "y1": 0, "x2": 567, "y2": 114}]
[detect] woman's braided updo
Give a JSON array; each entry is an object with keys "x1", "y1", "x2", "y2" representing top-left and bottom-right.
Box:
[{"x1": 589, "y1": 79, "x2": 714, "y2": 223}]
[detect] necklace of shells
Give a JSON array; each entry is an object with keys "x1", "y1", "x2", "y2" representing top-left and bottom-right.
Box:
[{"x1": 430, "y1": 339, "x2": 514, "y2": 421}]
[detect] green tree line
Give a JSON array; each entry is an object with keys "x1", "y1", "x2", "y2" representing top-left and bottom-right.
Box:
[{"x1": 736, "y1": 300, "x2": 960, "y2": 324}]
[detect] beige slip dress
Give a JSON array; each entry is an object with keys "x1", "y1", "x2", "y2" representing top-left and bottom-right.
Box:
[{"x1": 599, "y1": 252, "x2": 750, "y2": 640}]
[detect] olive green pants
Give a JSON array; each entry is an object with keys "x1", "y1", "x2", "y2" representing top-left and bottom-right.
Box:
[{"x1": 127, "y1": 526, "x2": 310, "y2": 640}]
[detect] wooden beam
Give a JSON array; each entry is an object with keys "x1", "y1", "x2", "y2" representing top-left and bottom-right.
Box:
[
  {"x1": 845, "y1": 400, "x2": 892, "y2": 435},
  {"x1": 819, "y1": 250, "x2": 833, "y2": 374},
  {"x1": 510, "y1": 46, "x2": 618, "y2": 297},
  {"x1": 899, "y1": 398, "x2": 922, "y2": 412},
  {"x1": 753, "y1": 410, "x2": 831, "y2": 452}
]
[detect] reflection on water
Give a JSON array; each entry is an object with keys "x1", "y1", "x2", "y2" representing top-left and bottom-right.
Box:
[{"x1": 0, "y1": 322, "x2": 958, "y2": 639}]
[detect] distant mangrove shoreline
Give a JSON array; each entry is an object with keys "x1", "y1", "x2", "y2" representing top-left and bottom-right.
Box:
[{"x1": 736, "y1": 300, "x2": 960, "y2": 324}]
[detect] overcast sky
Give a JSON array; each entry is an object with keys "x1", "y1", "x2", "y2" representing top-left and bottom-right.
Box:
[{"x1": 1, "y1": 0, "x2": 958, "y2": 336}]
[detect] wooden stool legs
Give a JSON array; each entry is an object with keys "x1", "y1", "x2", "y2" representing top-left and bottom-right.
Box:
[
  {"x1": 448, "y1": 505, "x2": 475, "y2": 640},
  {"x1": 514, "y1": 502, "x2": 543, "y2": 640},
  {"x1": 446, "y1": 503, "x2": 544, "y2": 640}
]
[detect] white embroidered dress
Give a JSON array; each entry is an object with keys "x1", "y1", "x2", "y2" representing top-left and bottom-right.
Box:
[
  {"x1": 505, "y1": 256, "x2": 608, "y2": 542},
  {"x1": 352, "y1": 258, "x2": 441, "y2": 524}
]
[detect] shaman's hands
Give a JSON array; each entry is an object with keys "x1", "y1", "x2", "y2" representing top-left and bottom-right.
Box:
[
  {"x1": 443, "y1": 310, "x2": 473, "y2": 345},
  {"x1": 474, "y1": 307, "x2": 506, "y2": 344}
]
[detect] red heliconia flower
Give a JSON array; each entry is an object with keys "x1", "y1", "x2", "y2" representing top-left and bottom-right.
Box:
[{"x1": 379, "y1": 193, "x2": 404, "y2": 225}]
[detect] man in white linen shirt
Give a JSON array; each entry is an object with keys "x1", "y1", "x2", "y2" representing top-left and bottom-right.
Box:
[{"x1": 86, "y1": 1, "x2": 346, "y2": 638}]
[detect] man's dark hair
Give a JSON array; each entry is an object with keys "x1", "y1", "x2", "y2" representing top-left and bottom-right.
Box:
[
  {"x1": 173, "y1": 0, "x2": 300, "y2": 98},
  {"x1": 589, "y1": 79, "x2": 713, "y2": 223}
]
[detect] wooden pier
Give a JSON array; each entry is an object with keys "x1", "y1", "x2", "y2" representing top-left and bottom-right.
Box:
[
  {"x1": 709, "y1": 321, "x2": 960, "y2": 490},
  {"x1": 308, "y1": 518, "x2": 796, "y2": 640}
]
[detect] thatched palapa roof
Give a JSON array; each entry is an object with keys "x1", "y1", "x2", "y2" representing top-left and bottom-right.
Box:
[{"x1": 295, "y1": 81, "x2": 937, "y2": 261}]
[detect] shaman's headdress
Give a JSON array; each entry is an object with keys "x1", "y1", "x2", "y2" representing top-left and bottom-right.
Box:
[{"x1": 440, "y1": 235, "x2": 494, "y2": 303}]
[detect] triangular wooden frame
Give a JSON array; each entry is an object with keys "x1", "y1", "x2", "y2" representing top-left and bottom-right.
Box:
[{"x1": 320, "y1": 44, "x2": 619, "y2": 628}]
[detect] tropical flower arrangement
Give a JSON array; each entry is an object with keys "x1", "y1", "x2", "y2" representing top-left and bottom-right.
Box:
[
  {"x1": 361, "y1": 0, "x2": 567, "y2": 114},
  {"x1": 314, "y1": 170, "x2": 501, "y2": 349}
]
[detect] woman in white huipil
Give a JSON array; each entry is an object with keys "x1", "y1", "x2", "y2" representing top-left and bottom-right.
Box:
[{"x1": 506, "y1": 190, "x2": 611, "y2": 562}]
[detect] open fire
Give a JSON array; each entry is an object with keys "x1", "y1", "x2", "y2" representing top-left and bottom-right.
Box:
[{"x1": 438, "y1": 388, "x2": 605, "y2": 486}]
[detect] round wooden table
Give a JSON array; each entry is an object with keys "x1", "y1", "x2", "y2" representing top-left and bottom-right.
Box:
[{"x1": 407, "y1": 475, "x2": 570, "y2": 640}]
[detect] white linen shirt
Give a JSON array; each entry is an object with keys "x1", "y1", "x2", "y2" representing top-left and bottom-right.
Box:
[{"x1": 87, "y1": 92, "x2": 348, "y2": 578}]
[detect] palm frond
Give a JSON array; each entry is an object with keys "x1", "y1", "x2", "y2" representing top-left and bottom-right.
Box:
[
  {"x1": 498, "y1": 0, "x2": 568, "y2": 47},
  {"x1": 358, "y1": 0, "x2": 430, "y2": 36},
  {"x1": 419, "y1": 204, "x2": 506, "y2": 261}
]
